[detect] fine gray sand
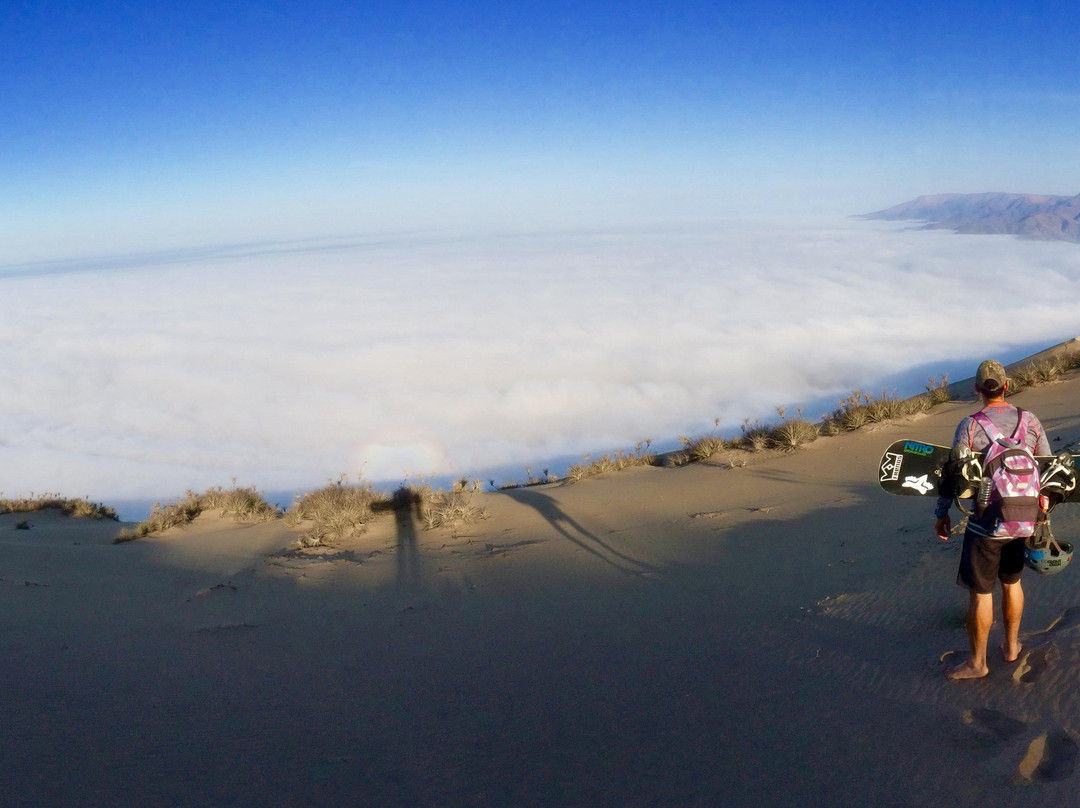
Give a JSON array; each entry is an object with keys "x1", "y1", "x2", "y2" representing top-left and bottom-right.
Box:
[{"x1": 4, "y1": 367, "x2": 1080, "y2": 806}]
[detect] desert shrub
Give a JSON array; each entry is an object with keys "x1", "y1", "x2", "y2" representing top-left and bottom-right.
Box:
[
  {"x1": 115, "y1": 492, "x2": 205, "y2": 542},
  {"x1": 286, "y1": 476, "x2": 389, "y2": 548},
  {"x1": 0, "y1": 494, "x2": 118, "y2": 520},
  {"x1": 417, "y1": 481, "x2": 488, "y2": 530},
  {"x1": 678, "y1": 425, "x2": 726, "y2": 462},
  {"x1": 1041, "y1": 355, "x2": 1074, "y2": 378},
  {"x1": 590, "y1": 455, "x2": 619, "y2": 474},
  {"x1": 924, "y1": 375, "x2": 952, "y2": 406},
  {"x1": 864, "y1": 392, "x2": 903, "y2": 423},
  {"x1": 1008, "y1": 367, "x2": 1033, "y2": 391},
  {"x1": 617, "y1": 442, "x2": 657, "y2": 469},
  {"x1": 1011, "y1": 358, "x2": 1076, "y2": 392},
  {"x1": 902, "y1": 395, "x2": 932, "y2": 416},
  {"x1": 522, "y1": 467, "x2": 559, "y2": 486},
  {"x1": 201, "y1": 486, "x2": 280, "y2": 521},
  {"x1": 729, "y1": 408, "x2": 818, "y2": 452},
  {"x1": 561, "y1": 441, "x2": 656, "y2": 484},
  {"x1": 823, "y1": 379, "x2": 947, "y2": 434},
  {"x1": 565, "y1": 463, "x2": 590, "y2": 482},
  {"x1": 740, "y1": 419, "x2": 772, "y2": 452},
  {"x1": 772, "y1": 407, "x2": 819, "y2": 450},
  {"x1": 115, "y1": 484, "x2": 280, "y2": 543},
  {"x1": 691, "y1": 435, "x2": 725, "y2": 461},
  {"x1": 825, "y1": 391, "x2": 873, "y2": 432},
  {"x1": 662, "y1": 449, "x2": 693, "y2": 467}
]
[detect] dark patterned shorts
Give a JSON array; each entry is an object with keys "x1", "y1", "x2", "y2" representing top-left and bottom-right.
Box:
[{"x1": 957, "y1": 531, "x2": 1025, "y2": 594}]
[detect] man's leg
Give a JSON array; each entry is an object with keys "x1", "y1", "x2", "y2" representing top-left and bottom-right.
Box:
[
  {"x1": 1001, "y1": 580, "x2": 1024, "y2": 662},
  {"x1": 947, "y1": 590, "x2": 993, "y2": 680}
]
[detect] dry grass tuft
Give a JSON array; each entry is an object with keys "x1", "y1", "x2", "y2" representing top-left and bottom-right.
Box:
[
  {"x1": 864, "y1": 393, "x2": 904, "y2": 423},
  {"x1": 821, "y1": 376, "x2": 952, "y2": 435},
  {"x1": 1010, "y1": 356, "x2": 1080, "y2": 392},
  {"x1": 564, "y1": 462, "x2": 590, "y2": 482},
  {"x1": 286, "y1": 476, "x2": 389, "y2": 548},
  {"x1": 521, "y1": 467, "x2": 560, "y2": 486},
  {"x1": 562, "y1": 441, "x2": 656, "y2": 484},
  {"x1": 732, "y1": 408, "x2": 820, "y2": 452},
  {"x1": 203, "y1": 486, "x2": 281, "y2": 521},
  {"x1": 824, "y1": 390, "x2": 873, "y2": 433},
  {"x1": 740, "y1": 419, "x2": 772, "y2": 452},
  {"x1": 662, "y1": 450, "x2": 693, "y2": 467},
  {"x1": 0, "y1": 494, "x2": 118, "y2": 520},
  {"x1": 923, "y1": 375, "x2": 952, "y2": 406},
  {"x1": 116, "y1": 484, "x2": 279, "y2": 543},
  {"x1": 414, "y1": 480, "x2": 488, "y2": 530},
  {"x1": 690, "y1": 435, "x2": 726, "y2": 461},
  {"x1": 678, "y1": 419, "x2": 727, "y2": 462},
  {"x1": 771, "y1": 407, "x2": 819, "y2": 450}
]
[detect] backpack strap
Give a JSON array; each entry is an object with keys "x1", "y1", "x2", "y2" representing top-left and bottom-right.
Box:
[
  {"x1": 972, "y1": 407, "x2": 1030, "y2": 447},
  {"x1": 1011, "y1": 408, "x2": 1031, "y2": 445},
  {"x1": 972, "y1": 411, "x2": 1005, "y2": 443}
]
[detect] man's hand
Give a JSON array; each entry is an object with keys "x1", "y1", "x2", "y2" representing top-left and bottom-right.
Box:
[{"x1": 935, "y1": 516, "x2": 952, "y2": 540}]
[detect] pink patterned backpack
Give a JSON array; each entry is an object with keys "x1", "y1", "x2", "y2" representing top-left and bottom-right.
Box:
[{"x1": 972, "y1": 409, "x2": 1041, "y2": 538}]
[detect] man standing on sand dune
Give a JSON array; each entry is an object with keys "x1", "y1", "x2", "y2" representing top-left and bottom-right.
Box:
[{"x1": 934, "y1": 360, "x2": 1051, "y2": 681}]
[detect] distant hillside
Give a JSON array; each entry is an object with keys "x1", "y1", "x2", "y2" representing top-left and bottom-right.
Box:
[{"x1": 861, "y1": 192, "x2": 1080, "y2": 242}]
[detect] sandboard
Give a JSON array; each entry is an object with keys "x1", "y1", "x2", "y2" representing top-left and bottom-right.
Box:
[{"x1": 878, "y1": 439, "x2": 1080, "y2": 503}]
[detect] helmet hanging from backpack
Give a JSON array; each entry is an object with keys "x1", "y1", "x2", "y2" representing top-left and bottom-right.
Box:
[{"x1": 1024, "y1": 519, "x2": 1074, "y2": 575}]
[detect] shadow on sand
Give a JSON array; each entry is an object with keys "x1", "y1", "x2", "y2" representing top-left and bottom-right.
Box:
[
  {"x1": 391, "y1": 486, "x2": 424, "y2": 589},
  {"x1": 503, "y1": 487, "x2": 660, "y2": 577}
]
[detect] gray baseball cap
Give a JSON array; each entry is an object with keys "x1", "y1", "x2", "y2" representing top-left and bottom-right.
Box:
[{"x1": 976, "y1": 359, "x2": 1008, "y2": 392}]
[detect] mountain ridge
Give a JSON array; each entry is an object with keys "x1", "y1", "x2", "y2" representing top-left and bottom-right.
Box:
[{"x1": 861, "y1": 192, "x2": 1080, "y2": 242}]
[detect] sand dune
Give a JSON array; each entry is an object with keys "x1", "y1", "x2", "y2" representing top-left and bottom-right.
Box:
[{"x1": 4, "y1": 360, "x2": 1080, "y2": 806}]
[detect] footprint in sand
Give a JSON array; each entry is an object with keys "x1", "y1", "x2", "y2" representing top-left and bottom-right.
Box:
[
  {"x1": 1016, "y1": 730, "x2": 1080, "y2": 783},
  {"x1": 959, "y1": 710, "x2": 1080, "y2": 785},
  {"x1": 963, "y1": 708, "x2": 1028, "y2": 742},
  {"x1": 1014, "y1": 648, "x2": 1051, "y2": 685}
]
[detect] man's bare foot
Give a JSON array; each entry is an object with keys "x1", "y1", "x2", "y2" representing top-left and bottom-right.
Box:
[
  {"x1": 946, "y1": 660, "x2": 989, "y2": 680},
  {"x1": 1001, "y1": 643, "x2": 1023, "y2": 664}
]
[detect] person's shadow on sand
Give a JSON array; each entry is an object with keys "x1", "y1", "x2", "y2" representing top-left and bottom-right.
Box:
[
  {"x1": 392, "y1": 486, "x2": 424, "y2": 589},
  {"x1": 503, "y1": 488, "x2": 659, "y2": 577}
]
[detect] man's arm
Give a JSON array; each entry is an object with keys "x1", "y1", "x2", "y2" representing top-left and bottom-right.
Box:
[
  {"x1": 1032, "y1": 413, "x2": 1052, "y2": 456},
  {"x1": 935, "y1": 416, "x2": 975, "y2": 539}
]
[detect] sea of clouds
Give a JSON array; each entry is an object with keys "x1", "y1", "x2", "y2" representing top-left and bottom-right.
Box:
[{"x1": 4, "y1": 218, "x2": 1080, "y2": 519}]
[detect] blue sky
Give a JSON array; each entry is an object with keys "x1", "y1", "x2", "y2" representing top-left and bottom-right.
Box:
[{"x1": 4, "y1": 1, "x2": 1080, "y2": 258}]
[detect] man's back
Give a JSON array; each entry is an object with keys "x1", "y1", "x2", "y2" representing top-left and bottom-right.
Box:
[{"x1": 952, "y1": 401, "x2": 1051, "y2": 456}]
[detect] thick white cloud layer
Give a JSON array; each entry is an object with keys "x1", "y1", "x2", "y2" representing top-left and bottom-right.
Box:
[{"x1": 3, "y1": 219, "x2": 1080, "y2": 516}]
